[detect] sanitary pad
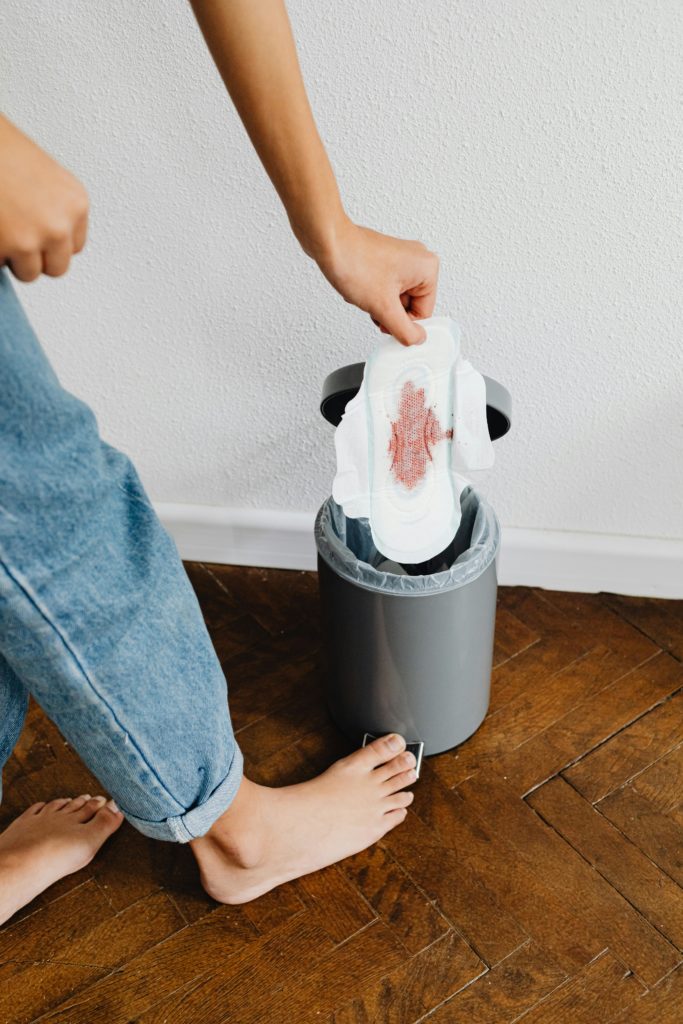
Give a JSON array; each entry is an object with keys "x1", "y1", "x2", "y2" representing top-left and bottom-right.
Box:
[{"x1": 332, "y1": 317, "x2": 493, "y2": 564}]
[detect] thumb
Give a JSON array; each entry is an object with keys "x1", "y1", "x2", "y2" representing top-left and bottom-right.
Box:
[{"x1": 377, "y1": 302, "x2": 426, "y2": 346}]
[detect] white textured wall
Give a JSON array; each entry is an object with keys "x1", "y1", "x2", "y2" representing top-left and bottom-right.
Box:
[{"x1": 3, "y1": 1, "x2": 682, "y2": 540}]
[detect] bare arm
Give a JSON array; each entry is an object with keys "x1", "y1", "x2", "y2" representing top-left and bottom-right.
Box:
[{"x1": 189, "y1": 0, "x2": 438, "y2": 344}]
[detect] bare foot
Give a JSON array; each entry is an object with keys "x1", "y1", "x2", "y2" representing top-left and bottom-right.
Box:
[
  {"x1": 192, "y1": 734, "x2": 416, "y2": 904},
  {"x1": 0, "y1": 795, "x2": 123, "y2": 925}
]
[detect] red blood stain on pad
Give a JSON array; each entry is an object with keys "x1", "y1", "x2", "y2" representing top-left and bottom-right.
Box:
[{"x1": 388, "y1": 380, "x2": 453, "y2": 489}]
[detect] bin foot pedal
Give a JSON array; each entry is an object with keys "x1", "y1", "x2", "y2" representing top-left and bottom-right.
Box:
[{"x1": 363, "y1": 733, "x2": 424, "y2": 778}]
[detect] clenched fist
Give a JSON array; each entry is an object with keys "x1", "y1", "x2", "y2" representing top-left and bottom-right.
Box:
[{"x1": 0, "y1": 115, "x2": 89, "y2": 282}]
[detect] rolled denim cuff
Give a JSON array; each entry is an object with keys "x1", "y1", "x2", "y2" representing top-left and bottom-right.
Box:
[{"x1": 124, "y1": 744, "x2": 244, "y2": 843}]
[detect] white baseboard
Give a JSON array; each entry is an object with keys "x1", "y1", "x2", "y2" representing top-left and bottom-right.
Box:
[
  {"x1": 156, "y1": 503, "x2": 683, "y2": 599},
  {"x1": 499, "y1": 528, "x2": 683, "y2": 599},
  {"x1": 158, "y1": 503, "x2": 317, "y2": 571}
]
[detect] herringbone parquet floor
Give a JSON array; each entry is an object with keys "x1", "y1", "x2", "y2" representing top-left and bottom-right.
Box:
[{"x1": 1, "y1": 566, "x2": 682, "y2": 1023}]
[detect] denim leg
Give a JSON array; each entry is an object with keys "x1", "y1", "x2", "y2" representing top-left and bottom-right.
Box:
[
  {"x1": 0, "y1": 270, "x2": 242, "y2": 841},
  {"x1": 0, "y1": 653, "x2": 29, "y2": 802}
]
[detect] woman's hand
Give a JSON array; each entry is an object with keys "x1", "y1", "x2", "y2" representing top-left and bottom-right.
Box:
[
  {"x1": 315, "y1": 220, "x2": 439, "y2": 346},
  {"x1": 0, "y1": 116, "x2": 89, "y2": 282}
]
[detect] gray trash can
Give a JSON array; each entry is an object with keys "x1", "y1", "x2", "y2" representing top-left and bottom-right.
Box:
[{"x1": 315, "y1": 363, "x2": 511, "y2": 760}]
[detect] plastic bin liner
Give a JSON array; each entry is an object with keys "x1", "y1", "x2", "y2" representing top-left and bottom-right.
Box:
[{"x1": 315, "y1": 486, "x2": 500, "y2": 595}]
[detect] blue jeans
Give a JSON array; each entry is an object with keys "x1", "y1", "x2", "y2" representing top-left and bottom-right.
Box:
[{"x1": 0, "y1": 270, "x2": 243, "y2": 841}]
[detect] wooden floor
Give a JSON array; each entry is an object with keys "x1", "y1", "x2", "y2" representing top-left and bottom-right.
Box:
[{"x1": 1, "y1": 567, "x2": 682, "y2": 1024}]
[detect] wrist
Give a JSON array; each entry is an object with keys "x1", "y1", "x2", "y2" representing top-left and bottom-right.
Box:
[{"x1": 290, "y1": 201, "x2": 351, "y2": 267}]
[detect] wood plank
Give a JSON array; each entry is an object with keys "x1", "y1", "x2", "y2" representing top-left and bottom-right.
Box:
[
  {"x1": 489, "y1": 581, "x2": 656, "y2": 721},
  {"x1": 539, "y1": 589, "x2": 663, "y2": 671},
  {"x1": 233, "y1": 921, "x2": 409, "y2": 1024},
  {"x1": 500, "y1": 588, "x2": 659, "y2": 674},
  {"x1": 458, "y1": 772, "x2": 681, "y2": 986},
  {"x1": 62, "y1": 890, "x2": 185, "y2": 969},
  {"x1": 89, "y1": 820, "x2": 165, "y2": 912},
  {"x1": 433, "y1": 644, "x2": 655, "y2": 791},
  {"x1": 602, "y1": 592, "x2": 683, "y2": 661},
  {"x1": 488, "y1": 640, "x2": 587, "y2": 719},
  {"x1": 489, "y1": 653, "x2": 682, "y2": 797},
  {"x1": 0, "y1": 880, "x2": 112, "y2": 963},
  {"x1": 528, "y1": 776, "x2": 683, "y2": 949},
  {"x1": 36, "y1": 905, "x2": 258, "y2": 1023},
  {"x1": 342, "y1": 842, "x2": 451, "y2": 955},
  {"x1": 490, "y1": 590, "x2": 658, "y2": 719},
  {"x1": 565, "y1": 691, "x2": 683, "y2": 802},
  {"x1": 245, "y1": 730, "x2": 326, "y2": 787},
  {"x1": 330, "y1": 930, "x2": 485, "y2": 1024},
  {"x1": 296, "y1": 864, "x2": 377, "y2": 944},
  {"x1": 183, "y1": 561, "x2": 243, "y2": 629},
  {"x1": 237, "y1": 693, "x2": 328, "y2": 767},
  {"x1": 496, "y1": 588, "x2": 591, "y2": 643},
  {"x1": 153, "y1": 842, "x2": 218, "y2": 925},
  {"x1": 241, "y1": 881, "x2": 305, "y2": 934},
  {"x1": 424, "y1": 941, "x2": 567, "y2": 1024},
  {"x1": 0, "y1": 890, "x2": 182, "y2": 1024},
  {"x1": 493, "y1": 606, "x2": 540, "y2": 667},
  {"x1": 606, "y1": 964, "x2": 683, "y2": 1024},
  {"x1": 394, "y1": 771, "x2": 596, "y2": 972},
  {"x1": 509, "y1": 950, "x2": 645, "y2": 1024},
  {"x1": 631, "y1": 743, "x2": 683, "y2": 815},
  {"x1": 598, "y1": 785, "x2": 683, "y2": 886},
  {"x1": 226, "y1": 639, "x2": 322, "y2": 733},
  {"x1": 0, "y1": 960, "x2": 101, "y2": 1024},
  {"x1": 203, "y1": 564, "x2": 319, "y2": 637},
  {"x1": 380, "y1": 804, "x2": 531, "y2": 967},
  {"x1": 136, "y1": 912, "x2": 335, "y2": 1024},
  {"x1": 210, "y1": 612, "x2": 273, "y2": 664},
  {"x1": 9, "y1": 698, "x2": 60, "y2": 777}
]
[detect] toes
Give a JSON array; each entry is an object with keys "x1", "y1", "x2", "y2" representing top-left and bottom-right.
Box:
[
  {"x1": 24, "y1": 801, "x2": 46, "y2": 816},
  {"x1": 384, "y1": 768, "x2": 417, "y2": 794},
  {"x1": 387, "y1": 790, "x2": 414, "y2": 810},
  {"x1": 65, "y1": 794, "x2": 92, "y2": 813},
  {"x1": 382, "y1": 807, "x2": 408, "y2": 834},
  {"x1": 75, "y1": 796, "x2": 108, "y2": 822},
  {"x1": 45, "y1": 798, "x2": 72, "y2": 812},
  {"x1": 352, "y1": 734, "x2": 406, "y2": 770},
  {"x1": 87, "y1": 800, "x2": 124, "y2": 838},
  {"x1": 376, "y1": 751, "x2": 416, "y2": 782}
]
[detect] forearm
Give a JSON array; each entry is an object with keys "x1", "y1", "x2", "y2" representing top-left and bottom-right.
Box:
[{"x1": 189, "y1": 0, "x2": 346, "y2": 260}]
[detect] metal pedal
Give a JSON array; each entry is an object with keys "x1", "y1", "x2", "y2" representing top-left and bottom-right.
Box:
[{"x1": 363, "y1": 733, "x2": 424, "y2": 779}]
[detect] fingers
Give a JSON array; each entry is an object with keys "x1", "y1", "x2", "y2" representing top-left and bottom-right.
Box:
[
  {"x1": 402, "y1": 259, "x2": 440, "y2": 322},
  {"x1": 42, "y1": 234, "x2": 73, "y2": 277},
  {"x1": 3, "y1": 184, "x2": 88, "y2": 283},
  {"x1": 377, "y1": 300, "x2": 427, "y2": 346},
  {"x1": 8, "y1": 249, "x2": 43, "y2": 283},
  {"x1": 373, "y1": 247, "x2": 439, "y2": 346},
  {"x1": 7, "y1": 227, "x2": 84, "y2": 282}
]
